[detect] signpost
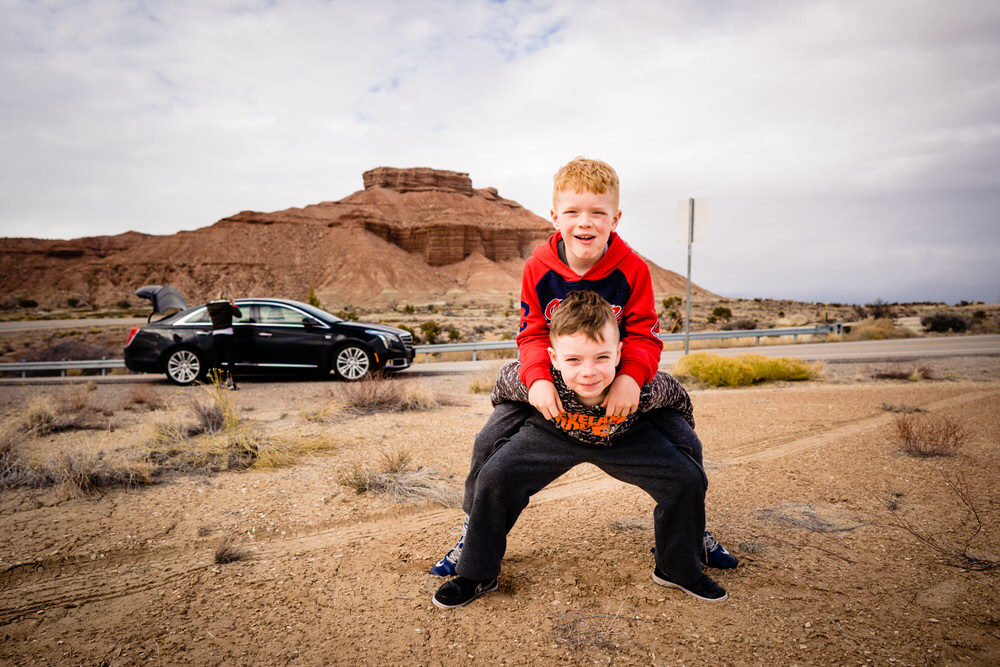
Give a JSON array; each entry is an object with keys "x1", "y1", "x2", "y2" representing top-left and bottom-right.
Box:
[{"x1": 677, "y1": 198, "x2": 707, "y2": 355}]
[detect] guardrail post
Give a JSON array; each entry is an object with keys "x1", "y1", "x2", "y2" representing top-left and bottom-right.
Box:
[{"x1": 61, "y1": 358, "x2": 67, "y2": 377}]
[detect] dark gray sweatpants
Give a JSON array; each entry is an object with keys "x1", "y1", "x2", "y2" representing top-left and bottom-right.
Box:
[
  {"x1": 456, "y1": 414, "x2": 708, "y2": 587},
  {"x1": 462, "y1": 402, "x2": 704, "y2": 515}
]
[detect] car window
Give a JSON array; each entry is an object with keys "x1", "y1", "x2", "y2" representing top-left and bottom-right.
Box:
[
  {"x1": 258, "y1": 304, "x2": 305, "y2": 325},
  {"x1": 181, "y1": 305, "x2": 253, "y2": 325}
]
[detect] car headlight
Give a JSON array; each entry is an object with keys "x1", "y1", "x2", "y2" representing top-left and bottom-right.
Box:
[{"x1": 366, "y1": 330, "x2": 398, "y2": 347}]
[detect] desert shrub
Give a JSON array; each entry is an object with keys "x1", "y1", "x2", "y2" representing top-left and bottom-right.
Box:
[
  {"x1": 18, "y1": 298, "x2": 38, "y2": 308},
  {"x1": 447, "y1": 327, "x2": 461, "y2": 341},
  {"x1": 921, "y1": 312, "x2": 969, "y2": 333},
  {"x1": 306, "y1": 285, "x2": 322, "y2": 308},
  {"x1": 867, "y1": 298, "x2": 895, "y2": 319},
  {"x1": 19, "y1": 336, "x2": 119, "y2": 362},
  {"x1": 720, "y1": 318, "x2": 758, "y2": 331},
  {"x1": 420, "y1": 320, "x2": 441, "y2": 343},
  {"x1": 878, "y1": 471, "x2": 998, "y2": 571},
  {"x1": 673, "y1": 352, "x2": 821, "y2": 387},
  {"x1": 845, "y1": 318, "x2": 916, "y2": 341},
  {"x1": 712, "y1": 306, "x2": 733, "y2": 321},
  {"x1": 891, "y1": 413, "x2": 966, "y2": 457}
]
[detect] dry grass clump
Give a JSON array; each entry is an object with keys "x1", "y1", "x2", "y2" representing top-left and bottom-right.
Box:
[
  {"x1": 845, "y1": 318, "x2": 918, "y2": 341},
  {"x1": 872, "y1": 366, "x2": 933, "y2": 381},
  {"x1": 468, "y1": 364, "x2": 502, "y2": 394},
  {"x1": 891, "y1": 413, "x2": 967, "y2": 457},
  {"x1": 551, "y1": 603, "x2": 655, "y2": 652},
  {"x1": 123, "y1": 383, "x2": 165, "y2": 411},
  {"x1": 328, "y1": 376, "x2": 441, "y2": 413},
  {"x1": 53, "y1": 450, "x2": 152, "y2": 496},
  {"x1": 338, "y1": 447, "x2": 461, "y2": 507},
  {"x1": 214, "y1": 534, "x2": 252, "y2": 564},
  {"x1": 672, "y1": 352, "x2": 822, "y2": 388},
  {"x1": 881, "y1": 402, "x2": 925, "y2": 414}
]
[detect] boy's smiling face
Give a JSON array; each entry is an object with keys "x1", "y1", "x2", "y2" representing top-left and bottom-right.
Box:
[
  {"x1": 547, "y1": 319, "x2": 622, "y2": 407},
  {"x1": 550, "y1": 188, "x2": 621, "y2": 275}
]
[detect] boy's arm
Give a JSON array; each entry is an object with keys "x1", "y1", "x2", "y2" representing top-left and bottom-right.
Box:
[
  {"x1": 616, "y1": 259, "x2": 663, "y2": 387},
  {"x1": 516, "y1": 269, "x2": 555, "y2": 389},
  {"x1": 516, "y1": 269, "x2": 565, "y2": 419}
]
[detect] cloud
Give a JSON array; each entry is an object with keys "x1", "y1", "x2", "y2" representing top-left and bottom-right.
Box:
[{"x1": 1, "y1": 0, "x2": 998, "y2": 303}]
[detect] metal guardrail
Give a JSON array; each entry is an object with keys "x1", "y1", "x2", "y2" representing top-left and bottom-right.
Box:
[
  {"x1": 412, "y1": 323, "x2": 843, "y2": 362},
  {"x1": 0, "y1": 358, "x2": 127, "y2": 377},
  {"x1": 0, "y1": 324, "x2": 842, "y2": 376}
]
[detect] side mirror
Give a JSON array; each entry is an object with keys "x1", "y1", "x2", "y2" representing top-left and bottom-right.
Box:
[{"x1": 302, "y1": 317, "x2": 320, "y2": 328}]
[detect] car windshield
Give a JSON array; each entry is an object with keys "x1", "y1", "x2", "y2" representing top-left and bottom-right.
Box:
[{"x1": 292, "y1": 302, "x2": 342, "y2": 323}]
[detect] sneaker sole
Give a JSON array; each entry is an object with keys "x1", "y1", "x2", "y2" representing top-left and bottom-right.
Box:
[
  {"x1": 651, "y1": 572, "x2": 728, "y2": 602},
  {"x1": 432, "y1": 580, "x2": 498, "y2": 609}
]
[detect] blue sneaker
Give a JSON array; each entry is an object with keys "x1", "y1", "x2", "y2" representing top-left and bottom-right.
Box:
[
  {"x1": 430, "y1": 518, "x2": 467, "y2": 576},
  {"x1": 702, "y1": 531, "x2": 738, "y2": 569}
]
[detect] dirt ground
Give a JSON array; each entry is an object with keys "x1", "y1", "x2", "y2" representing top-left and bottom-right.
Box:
[{"x1": 1, "y1": 355, "x2": 999, "y2": 665}]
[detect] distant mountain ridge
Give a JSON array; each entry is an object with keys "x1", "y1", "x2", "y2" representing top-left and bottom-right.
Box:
[{"x1": 0, "y1": 167, "x2": 716, "y2": 309}]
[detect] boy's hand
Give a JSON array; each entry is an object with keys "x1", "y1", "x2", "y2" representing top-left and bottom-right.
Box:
[
  {"x1": 602, "y1": 374, "x2": 640, "y2": 416},
  {"x1": 528, "y1": 380, "x2": 564, "y2": 420}
]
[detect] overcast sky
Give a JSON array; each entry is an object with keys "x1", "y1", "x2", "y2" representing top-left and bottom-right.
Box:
[{"x1": 2, "y1": 0, "x2": 998, "y2": 305}]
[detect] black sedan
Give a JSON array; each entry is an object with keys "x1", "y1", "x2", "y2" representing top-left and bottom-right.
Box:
[{"x1": 124, "y1": 298, "x2": 414, "y2": 385}]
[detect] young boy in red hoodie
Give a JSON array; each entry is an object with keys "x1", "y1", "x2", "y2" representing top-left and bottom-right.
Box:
[{"x1": 430, "y1": 157, "x2": 736, "y2": 576}]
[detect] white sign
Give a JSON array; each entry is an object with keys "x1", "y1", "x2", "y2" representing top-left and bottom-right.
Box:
[{"x1": 676, "y1": 198, "x2": 708, "y2": 243}]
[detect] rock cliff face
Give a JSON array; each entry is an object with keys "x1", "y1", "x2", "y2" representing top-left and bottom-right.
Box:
[{"x1": 0, "y1": 167, "x2": 713, "y2": 309}]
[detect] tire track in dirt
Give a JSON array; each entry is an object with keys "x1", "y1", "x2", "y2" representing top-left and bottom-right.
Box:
[{"x1": 4, "y1": 388, "x2": 994, "y2": 625}]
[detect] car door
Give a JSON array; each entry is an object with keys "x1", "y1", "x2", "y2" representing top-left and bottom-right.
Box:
[
  {"x1": 181, "y1": 304, "x2": 256, "y2": 369},
  {"x1": 253, "y1": 303, "x2": 329, "y2": 370}
]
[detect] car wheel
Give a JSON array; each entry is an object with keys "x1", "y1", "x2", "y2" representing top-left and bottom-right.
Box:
[
  {"x1": 333, "y1": 343, "x2": 372, "y2": 381},
  {"x1": 165, "y1": 348, "x2": 204, "y2": 385}
]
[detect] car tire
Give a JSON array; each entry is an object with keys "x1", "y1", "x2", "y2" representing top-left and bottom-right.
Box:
[
  {"x1": 333, "y1": 343, "x2": 372, "y2": 381},
  {"x1": 165, "y1": 347, "x2": 205, "y2": 385}
]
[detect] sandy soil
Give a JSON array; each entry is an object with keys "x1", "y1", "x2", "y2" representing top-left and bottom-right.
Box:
[{"x1": 1, "y1": 356, "x2": 999, "y2": 665}]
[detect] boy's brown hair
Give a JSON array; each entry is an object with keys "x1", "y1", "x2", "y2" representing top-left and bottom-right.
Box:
[
  {"x1": 552, "y1": 157, "x2": 620, "y2": 209},
  {"x1": 549, "y1": 291, "x2": 619, "y2": 345}
]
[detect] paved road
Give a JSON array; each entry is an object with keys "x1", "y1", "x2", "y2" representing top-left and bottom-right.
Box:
[
  {"x1": 658, "y1": 334, "x2": 1000, "y2": 365},
  {"x1": 3, "y1": 333, "x2": 998, "y2": 385}
]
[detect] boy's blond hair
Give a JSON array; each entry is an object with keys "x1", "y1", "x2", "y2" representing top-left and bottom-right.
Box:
[
  {"x1": 552, "y1": 157, "x2": 620, "y2": 209},
  {"x1": 549, "y1": 291, "x2": 619, "y2": 345}
]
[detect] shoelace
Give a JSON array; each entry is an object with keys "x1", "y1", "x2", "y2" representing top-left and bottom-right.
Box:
[{"x1": 703, "y1": 532, "x2": 719, "y2": 552}]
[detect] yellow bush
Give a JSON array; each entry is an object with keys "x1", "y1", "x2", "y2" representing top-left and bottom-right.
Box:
[
  {"x1": 673, "y1": 352, "x2": 821, "y2": 387},
  {"x1": 673, "y1": 352, "x2": 755, "y2": 387}
]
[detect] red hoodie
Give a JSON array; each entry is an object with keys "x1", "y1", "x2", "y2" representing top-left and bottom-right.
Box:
[{"x1": 517, "y1": 232, "x2": 663, "y2": 389}]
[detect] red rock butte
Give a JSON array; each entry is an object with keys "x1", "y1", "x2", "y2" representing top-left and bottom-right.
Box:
[{"x1": 0, "y1": 167, "x2": 714, "y2": 309}]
